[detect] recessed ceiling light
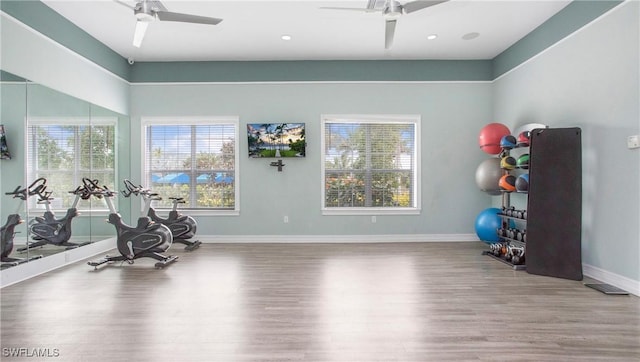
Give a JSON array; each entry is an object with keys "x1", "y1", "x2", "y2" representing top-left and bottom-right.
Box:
[
  {"x1": 427, "y1": 34, "x2": 438, "y2": 40},
  {"x1": 281, "y1": 35, "x2": 292, "y2": 41},
  {"x1": 462, "y1": 32, "x2": 480, "y2": 40}
]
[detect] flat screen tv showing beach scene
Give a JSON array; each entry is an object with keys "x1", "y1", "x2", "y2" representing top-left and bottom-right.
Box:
[{"x1": 247, "y1": 123, "x2": 306, "y2": 158}]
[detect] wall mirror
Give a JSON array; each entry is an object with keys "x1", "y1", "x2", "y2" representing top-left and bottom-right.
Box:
[{"x1": 1, "y1": 70, "x2": 128, "y2": 270}]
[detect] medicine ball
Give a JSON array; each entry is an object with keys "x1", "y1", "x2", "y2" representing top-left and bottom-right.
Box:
[
  {"x1": 500, "y1": 156, "x2": 517, "y2": 170},
  {"x1": 516, "y1": 173, "x2": 529, "y2": 192},
  {"x1": 500, "y1": 135, "x2": 517, "y2": 150},
  {"x1": 516, "y1": 154, "x2": 530, "y2": 169},
  {"x1": 499, "y1": 174, "x2": 516, "y2": 192},
  {"x1": 517, "y1": 131, "x2": 531, "y2": 147}
]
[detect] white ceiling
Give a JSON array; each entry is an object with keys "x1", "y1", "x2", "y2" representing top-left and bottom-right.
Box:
[{"x1": 41, "y1": 0, "x2": 571, "y2": 62}]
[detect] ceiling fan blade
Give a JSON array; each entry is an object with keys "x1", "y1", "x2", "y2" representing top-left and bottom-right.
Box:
[
  {"x1": 385, "y1": 19, "x2": 397, "y2": 49},
  {"x1": 156, "y1": 11, "x2": 223, "y2": 25},
  {"x1": 319, "y1": 7, "x2": 380, "y2": 13},
  {"x1": 114, "y1": 0, "x2": 135, "y2": 11},
  {"x1": 403, "y1": 0, "x2": 449, "y2": 14},
  {"x1": 132, "y1": 20, "x2": 149, "y2": 48}
]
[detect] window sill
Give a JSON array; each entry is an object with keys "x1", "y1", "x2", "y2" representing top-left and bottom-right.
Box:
[
  {"x1": 322, "y1": 207, "x2": 421, "y2": 216},
  {"x1": 158, "y1": 209, "x2": 240, "y2": 217}
]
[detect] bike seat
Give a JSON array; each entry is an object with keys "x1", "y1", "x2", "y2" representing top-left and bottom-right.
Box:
[
  {"x1": 168, "y1": 211, "x2": 189, "y2": 222},
  {"x1": 135, "y1": 217, "x2": 165, "y2": 231}
]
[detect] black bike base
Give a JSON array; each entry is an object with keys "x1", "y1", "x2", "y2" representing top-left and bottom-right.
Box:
[
  {"x1": 180, "y1": 239, "x2": 201, "y2": 251},
  {"x1": 88, "y1": 253, "x2": 178, "y2": 270},
  {"x1": 1, "y1": 254, "x2": 43, "y2": 269},
  {"x1": 155, "y1": 255, "x2": 179, "y2": 269},
  {"x1": 18, "y1": 241, "x2": 91, "y2": 253}
]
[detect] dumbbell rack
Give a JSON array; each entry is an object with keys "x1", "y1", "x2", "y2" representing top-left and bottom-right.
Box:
[
  {"x1": 483, "y1": 141, "x2": 529, "y2": 271},
  {"x1": 494, "y1": 203, "x2": 527, "y2": 270}
]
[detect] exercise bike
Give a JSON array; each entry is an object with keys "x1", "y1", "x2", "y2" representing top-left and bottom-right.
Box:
[
  {"x1": 84, "y1": 178, "x2": 177, "y2": 269},
  {"x1": 17, "y1": 178, "x2": 91, "y2": 252},
  {"x1": 1, "y1": 181, "x2": 44, "y2": 268},
  {"x1": 123, "y1": 179, "x2": 201, "y2": 251}
]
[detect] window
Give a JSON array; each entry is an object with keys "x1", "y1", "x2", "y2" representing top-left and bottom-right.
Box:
[
  {"x1": 143, "y1": 117, "x2": 239, "y2": 213},
  {"x1": 26, "y1": 118, "x2": 116, "y2": 211},
  {"x1": 321, "y1": 115, "x2": 420, "y2": 215}
]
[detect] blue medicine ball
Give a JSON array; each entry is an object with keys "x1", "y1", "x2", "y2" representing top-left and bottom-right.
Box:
[
  {"x1": 475, "y1": 207, "x2": 502, "y2": 243},
  {"x1": 500, "y1": 135, "x2": 517, "y2": 150},
  {"x1": 516, "y1": 173, "x2": 529, "y2": 192}
]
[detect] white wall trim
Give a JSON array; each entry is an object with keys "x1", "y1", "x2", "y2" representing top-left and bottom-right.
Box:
[
  {"x1": 199, "y1": 233, "x2": 479, "y2": 243},
  {"x1": 583, "y1": 263, "x2": 640, "y2": 297},
  {"x1": 131, "y1": 81, "x2": 493, "y2": 86},
  {"x1": 0, "y1": 238, "x2": 114, "y2": 288}
]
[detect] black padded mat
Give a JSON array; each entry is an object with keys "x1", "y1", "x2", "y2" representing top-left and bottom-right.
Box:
[{"x1": 526, "y1": 128, "x2": 583, "y2": 281}]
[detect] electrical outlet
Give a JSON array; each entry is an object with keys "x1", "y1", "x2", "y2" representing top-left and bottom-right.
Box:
[
  {"x1": 627, "y1": 135, "x2": 639, "y2": 149},
  {"x1": 284, "y1": 216, "x2": 289, "y2": 223},
  {"x1": 371, "y1": 216, "x2": 377, "y2": 223}
]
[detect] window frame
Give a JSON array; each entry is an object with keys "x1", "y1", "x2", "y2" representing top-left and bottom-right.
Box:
[
  {"x1": 321, "y1": 114, "x2": 421, "y2": 216},
  {"x1": 141, "y1": 116, "x2": 240, "y2": 216},
  {"x1": 26, "y1": 116, "x2": 118, "y2": 214}
]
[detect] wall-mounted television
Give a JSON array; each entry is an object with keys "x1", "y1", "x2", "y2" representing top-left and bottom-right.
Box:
[
  {"x1": 0, "y1": 125, "x2": 11, "y2": 160},
  {"x1": 247, "y1": 123, "x2": 306, "y2": 158}
]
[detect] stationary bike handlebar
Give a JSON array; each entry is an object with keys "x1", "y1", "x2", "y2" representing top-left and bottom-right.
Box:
[
  {"x1": 69, "y1": 185, "x2": 93, "y2": 200},
  {"x1": 121, "y1": 179, "x2": 162, "y2": 201},
  {"x1": 5, "y1": 177, "x2": 48, "y2": 201},
  {"x1": 35, "y1": 188, "x2": 54, "y2": 204},
  {"x1": 82, "y1": 178, "x2": 117, "y2": 198}
]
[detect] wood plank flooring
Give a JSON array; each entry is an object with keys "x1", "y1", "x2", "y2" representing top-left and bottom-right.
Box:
[{"x1": 1, "y1": 242, "x2": 639, "y2": 361}]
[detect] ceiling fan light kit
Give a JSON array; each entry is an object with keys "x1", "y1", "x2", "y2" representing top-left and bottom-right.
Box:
[{"x1": 321, "y1": 0, "x2": 449, "y2": 49}]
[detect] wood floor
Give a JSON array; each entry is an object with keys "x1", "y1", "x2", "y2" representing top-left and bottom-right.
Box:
[{"x1": 1, "y1": 242, "x2": 638, "y2": 361}]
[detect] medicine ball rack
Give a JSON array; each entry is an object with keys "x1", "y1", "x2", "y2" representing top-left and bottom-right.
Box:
[{"x1": 483, "y1": 127, "x2": 583, "y2": 281}]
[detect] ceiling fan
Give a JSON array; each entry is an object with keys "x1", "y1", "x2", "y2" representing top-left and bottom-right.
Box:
[
  {"x1": 321, "y1": 0, "x2": 449, "y2": 49},
  {"x1": 115, "y1": 0, "x2": 223, "y2": 48}
]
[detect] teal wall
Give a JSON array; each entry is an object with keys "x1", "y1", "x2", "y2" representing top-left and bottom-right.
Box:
[
  {"x1": 130, "y1": 82, "x2": 492, "y2": 235},
  {"x1": 493, "y1": 1, "x2": 639, "y2": 282}
]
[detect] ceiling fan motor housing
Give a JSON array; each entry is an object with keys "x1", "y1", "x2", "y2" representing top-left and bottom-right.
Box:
[
  {"x1": 384, "y1": 1, "x2": 403, "y2": 18},
  {"x1": 134, "y1": 1, "x2": 156, "y2": 21}
]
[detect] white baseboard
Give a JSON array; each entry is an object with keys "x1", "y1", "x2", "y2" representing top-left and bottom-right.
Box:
[
  {"x1": 199, "y1": 233, "x2": 479, "y2": 243},
  {"x1": 1, "y1": 238, "x2": 115, "y2": 288},
  {"x1": 583, "y1": 263, "x2": 640, "y2": 297}
]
